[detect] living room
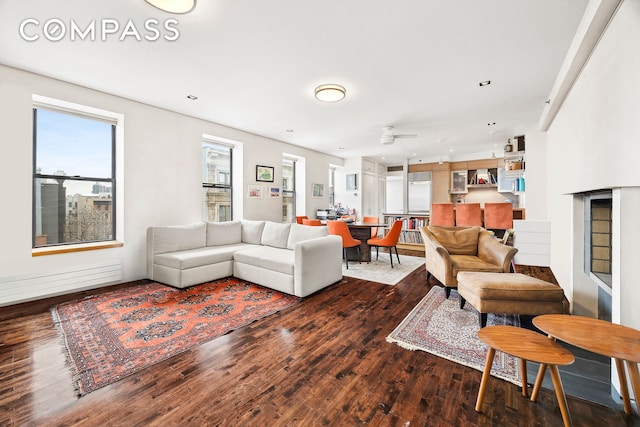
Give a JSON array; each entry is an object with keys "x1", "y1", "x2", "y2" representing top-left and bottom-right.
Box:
[{"x1": 1, "y1": 0, "x2": 639, "y2": 425}]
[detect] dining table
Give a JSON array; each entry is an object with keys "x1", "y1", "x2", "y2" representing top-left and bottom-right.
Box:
[
  {"x1": 345, "y1": 221, "x2": 386, "y2": 262},
  {"x1": 533, "y1": 314, "x2": 640, "y2": 415}
]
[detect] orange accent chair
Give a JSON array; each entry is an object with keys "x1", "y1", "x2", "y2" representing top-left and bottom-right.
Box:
[
  {"x1": 483, "y1": 203, "x2": 514, "y2": 230},
  {"x1": 326, "y1": 220, "x2": 361, "y2": 269},
  {"x1": 367, "y1": 220, "x2": 403, "y2": 268},
  {"x1": 362, "y1": 216, "x2": 380, "y2": 238},
  {"x1": 295, "y1": 216, "x2": 308, "y2": 224},
  {"x1": 455, "y1": 203, "x2": 483, "y2": 227},
  {"x1": 302, "y1": 218, "x2": 323, "y2": 226},
  {"x1": 430, "y1": 203, "x2": 455, "y2": 226}
]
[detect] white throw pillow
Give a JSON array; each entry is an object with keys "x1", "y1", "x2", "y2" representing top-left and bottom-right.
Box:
[
  {"x1": 241, "y1": 220, "x2": 266, "y2": 244},
  {"x1": 287, "y1": 223, "x2": 328, "y2": 249},
  {"x1": 206, "y1": 221, "x2": 242, "y2": 246},
  {"x1": 261, "y1": 222, "x2": 291, "y2": 249}
]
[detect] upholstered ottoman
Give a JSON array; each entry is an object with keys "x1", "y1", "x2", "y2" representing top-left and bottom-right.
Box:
[{"x1": 457, "y1": 272, "x2": 569, "y2": 327}]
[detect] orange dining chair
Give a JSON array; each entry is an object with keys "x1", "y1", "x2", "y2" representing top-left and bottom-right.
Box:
[
  {"x1": 362, "y1": 216, "x2": 380, "y2": 238},
  {"x1": 430, "y1": 203, "x2": 455, "y2": 226},
  {"x1": 367, "y1": 220, "x2": 403, "y2": 268},
  {"x1": 326, "y1": 220, "x2": 361, "y2": 269},
  {"x1": 302, "y1": 218, "x2": 323, "y2": 226},
  {"x1": 295, "y1": 215, "x2": 308, "y2": 224},
  {"x1": 455, "y1": 203, "x2": 483, "y2": 227},
  {"x1": 484, "y1": 202, "x2": 514, "y2": 233}
]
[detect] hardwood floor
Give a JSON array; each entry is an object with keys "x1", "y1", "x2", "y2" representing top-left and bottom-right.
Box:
[{"x1": 0, "y1": 267, "x2": 636, "y2": 426}]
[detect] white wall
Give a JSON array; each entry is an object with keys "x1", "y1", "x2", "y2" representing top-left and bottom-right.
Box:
[
  {"x1": 545, "y1": 0, "x2": 640, "y2": 330},
  {"x1": 0, "y1": 64, "x2": 342, "y2": 304}
]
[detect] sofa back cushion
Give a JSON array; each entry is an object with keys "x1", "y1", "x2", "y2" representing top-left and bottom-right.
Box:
[
  {"x1": 151, "y1": 223, "x2": 206, "y2": 254},
  {"x1": 427, "y1": 225, "x2": 481, "y2": 255},
  {"x1": 241, "y1": 220, "x2": 266, "y2": 244},
  {"x1": 206, "y1": 221, "x2": 242, "y2": 246},
  {"x1": 261, "y1": 222, "x2": 291, "y2": 249},
  {"x1": 287, "y1": 223, "x2": 329, "y2": 249}
]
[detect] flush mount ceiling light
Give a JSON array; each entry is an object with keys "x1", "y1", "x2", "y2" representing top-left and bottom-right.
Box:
[
  {"x1": 314, "y1": 84, "x2": 346, "y2": 102},
  {"x1": 145, "y1": 0, "x2": 196, "y2": 14},
  {"x1": 479, "y1": 80, "x2": 491, "y2": 87}
]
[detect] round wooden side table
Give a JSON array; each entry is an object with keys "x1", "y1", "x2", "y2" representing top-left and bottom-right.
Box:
[{"x1": 476, "y1": 325, "x2": 575, "y2": 427}]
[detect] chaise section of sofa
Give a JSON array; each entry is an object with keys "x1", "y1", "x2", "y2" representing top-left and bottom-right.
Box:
[{"x1": 146, "y1": 220, "x2": 343, "y2": 297}]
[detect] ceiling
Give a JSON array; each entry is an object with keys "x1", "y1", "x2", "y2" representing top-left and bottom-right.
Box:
[{"x1": 0, "y1": 0, "x2": 589, "y2": 165}]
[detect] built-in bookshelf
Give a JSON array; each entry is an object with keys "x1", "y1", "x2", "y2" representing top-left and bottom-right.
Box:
[{"x1": 383, "y1": 213, "x2": 429, "y2": 252}]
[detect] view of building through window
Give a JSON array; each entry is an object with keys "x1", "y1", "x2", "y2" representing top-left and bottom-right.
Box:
[
  {"x1": 33, "y1": 107, "x2": 115, "y2": 247},
  {"x1": 202, "y1": 143, "x2": 232, "y2": 222},
  {"x1": 282, "y1": 158, "x2": 295, "y2": 222}
]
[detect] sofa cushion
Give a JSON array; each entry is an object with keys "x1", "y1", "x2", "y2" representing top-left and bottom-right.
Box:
[
  {"x1": 206, "y1": 221, "x2": 242, "y2": 246},
  {"x1": 241, "y1": 220, "x2": 266, "y2": 244},
  {"x1": 286, "y1": 223, "x2": 328, "y2": 249},
  {"x1": 451, "y1": 255, "x2": 505, "y2": 276},
  {"x1": 428, "y1": 226, "x2": 481, "y2": 255},
  {"x1": 154, "y1": 243, "x2": 256, "y2": 270},
  {"x1": 233, "y1": 246, "x2": 295, "y2": 275},
  {"x1": 151, "y1": 223, "x2": 206, "y2": 254},
  {"x1": 261, "y1": 222, "x2": 291, "y2": 249}
]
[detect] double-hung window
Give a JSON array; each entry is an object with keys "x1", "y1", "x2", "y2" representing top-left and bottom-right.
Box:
[
  {"x1": 33, "y1": 105, "x2": 117, "y2": 248},
  {"x1": 282, "y1": 158, "x2": 295, "y2": 222},
  {"x1": 202, "y1": 143, "x2": 232, "y2": 222}
]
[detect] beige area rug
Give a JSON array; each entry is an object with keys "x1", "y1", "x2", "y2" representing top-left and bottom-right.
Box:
[
  {"x1": 386, "y1": 286, "x2": 521, "y2": 386},
  {"x1": 341, "y1": 253, "x2": 424, "y2": 285}
]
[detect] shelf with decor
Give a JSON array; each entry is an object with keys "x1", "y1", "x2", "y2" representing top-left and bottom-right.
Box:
[{"x1": 382, "y1": 213, "x2": 429, "y2": 252}]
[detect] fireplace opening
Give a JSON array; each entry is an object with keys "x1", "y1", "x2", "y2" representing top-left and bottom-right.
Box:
[{"x1": 584, "y1": 190, "x2": 612, "y2": 322}]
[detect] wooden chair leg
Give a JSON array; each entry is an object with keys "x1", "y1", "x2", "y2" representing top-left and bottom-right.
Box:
[
  {"x1": 479, "y1": 312, "x2": 488, "y2": 328},
  {"x1": 444, "y1": 287, "x2": 451, "y2": 299},
  {"x1": 459, "y1": 296, "x2": 466, "y2": 309}
]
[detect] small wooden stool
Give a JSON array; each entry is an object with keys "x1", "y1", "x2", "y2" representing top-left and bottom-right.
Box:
[{"x1": 476, "y1": 325, "x2": 575, "y2": 427}]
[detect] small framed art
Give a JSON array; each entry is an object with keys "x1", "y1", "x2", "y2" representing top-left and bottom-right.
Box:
[
  {"x1": 268, "y1": 186, "x2": 281, "y2": 198},
  {"x1": 248, "y1": 185, "x2": 263, "y2": 198},
  {"x1": 312, "y1": 183, "x2": 324, "y2": 198},
  {"x1": 256, "y1": 165, "x2": 274, "y2": 182}
]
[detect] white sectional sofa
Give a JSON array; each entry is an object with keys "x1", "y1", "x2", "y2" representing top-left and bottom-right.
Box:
[{"x1": 146, "y1": 220, "x2": 343, "y2": 297}]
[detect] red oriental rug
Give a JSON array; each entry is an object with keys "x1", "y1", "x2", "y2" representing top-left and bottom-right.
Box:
[{"x1": 51, "y1": 277, "x2": 300, "y2": 396}]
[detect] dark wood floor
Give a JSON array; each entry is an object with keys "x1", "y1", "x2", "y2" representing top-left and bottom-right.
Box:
[{"x1": 0, "y1": 265, "x2": 637, "y2": 426}]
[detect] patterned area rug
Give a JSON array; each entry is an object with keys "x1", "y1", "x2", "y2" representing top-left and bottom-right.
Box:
[
  {"x1": 51, "y1": 277, "x2": 300, "y2": 396},
  {"x1": 342, "y1": 254, "x2": 424, "y2": 285},
  {"x1": 386, "y1": 286, "x2": 521, "y2": 385}
]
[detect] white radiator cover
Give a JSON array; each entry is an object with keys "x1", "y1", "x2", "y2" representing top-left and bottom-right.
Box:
[{"x1": 0, "y1": 260, "x2": 123, "y2": 306}]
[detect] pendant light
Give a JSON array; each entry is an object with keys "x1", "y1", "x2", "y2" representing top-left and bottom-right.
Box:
[{"x1": 145, "y1": 0, "x2": 196, "y2": 14}]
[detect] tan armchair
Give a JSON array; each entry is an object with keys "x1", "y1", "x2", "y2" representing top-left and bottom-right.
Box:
[{"x1": 419, "y1": 226, "x2": 518, "y2": 298}]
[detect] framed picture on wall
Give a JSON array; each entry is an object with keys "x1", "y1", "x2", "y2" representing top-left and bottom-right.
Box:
[
  {"x1": 312, "y1": 183, "x2": 324, "y2": 198},
  {"x1": 346, "y1": 173, "x2": 357, "y2": 190},
  {"x1": 248, "y1": 185, "x2": 263, "y2": 198},
  {"x1": 268, "y1": 186, "x2": 281, "y2": 198},
  {"x1": 256, "y1": 165, "x2": 274, "y2": 182}
]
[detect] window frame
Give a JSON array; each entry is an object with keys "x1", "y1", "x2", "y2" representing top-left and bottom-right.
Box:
[
  {"x1": 282, "y1": 158, "x2": 296, "y2": 222},
  {"x1": 31, "y1": 95, "x2": 125, "y2": 256},
  {"x1": 202, "y1": 141, "x2": 233, "y2": 222}
]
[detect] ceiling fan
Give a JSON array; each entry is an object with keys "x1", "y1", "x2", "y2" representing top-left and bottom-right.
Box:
[{"x1": 380, "y1": 126, "x2": 418, "y2": 145}]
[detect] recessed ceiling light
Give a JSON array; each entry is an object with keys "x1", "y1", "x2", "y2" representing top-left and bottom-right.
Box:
[
  {"x1": 145, "y1": 0, "x2": 196, "y2": 14},
  {"x1": 479, "y1": 80, "x2": 491, "y2": 87},
  {"x1": 187, "y1": 95, "x2": 198, "y2": 100},
  {"x1": 286, "y1": 129, "x2": 294, "y2": 133},
  {"x1": 487, "y1": 122, "x2": 496, "y2": 126},
  {"x1": 338, "y1": 146, "x2": 345, "y2": 150},
  {"x1": 314, "y1": 84, "x2": 346, "y2": 102},
  {"x1": 449, "y1": 148, "x2": 454, "y2": 152}
]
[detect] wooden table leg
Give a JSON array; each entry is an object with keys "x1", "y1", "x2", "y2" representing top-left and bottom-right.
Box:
[
  {"x1": 520, "y1": 357, "x2": 528, "y2": 397},
  {"x1": 625, "y1": 360, "x2": 640, "y2": 416},
  {"x1": 531, "y1": 363, "x2": 547, "y2": 402},
  {"x1": 475, "y1": 347, "x2": 496, "y2": 412},
  {"x1": 549, "y1": 365, "x2": 572, "y2": 427},
  {"x1": 615, "y1": 358, "x2": 632, "y2": 414}
]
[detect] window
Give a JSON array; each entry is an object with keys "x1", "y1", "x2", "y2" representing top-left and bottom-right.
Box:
[
  {"x1": 329, "y1": 167, "x2": 336, "y2": 207},
  {"x1": 33, "y1": 107, "x2": 116, "y2": 248},
  {"x1": 202, "y1": 143, "x2": 232, "y2": 222},
  {"x1": 282, "y1": 158, "x2": 295, "y2": 222}
]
